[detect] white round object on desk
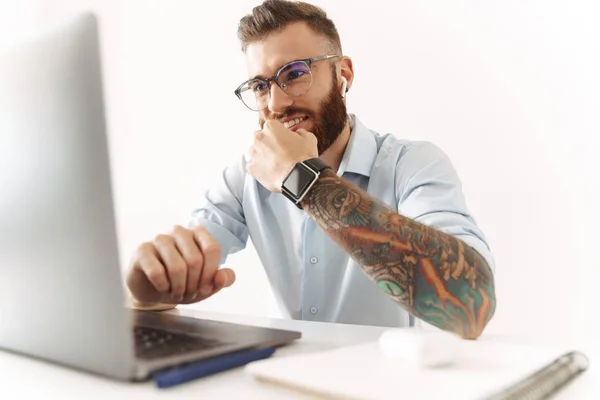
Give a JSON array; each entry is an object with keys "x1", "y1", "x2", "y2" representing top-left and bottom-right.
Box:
[{"x1": 378, "y1": 329, "x2": 461, "y2": 368}]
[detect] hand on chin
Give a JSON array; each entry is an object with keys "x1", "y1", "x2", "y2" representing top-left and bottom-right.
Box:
[{"x1": 246, "y1": 119, "x2": 318, "y2": 193}]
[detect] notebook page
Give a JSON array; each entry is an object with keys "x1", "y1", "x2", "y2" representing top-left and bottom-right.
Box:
[{"x1": 246, "y1": 340, "x2": 567, "y2": 400}]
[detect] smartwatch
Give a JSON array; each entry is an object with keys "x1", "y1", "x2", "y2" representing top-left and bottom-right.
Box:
[{"x1": 281, "y1": 158, "x2": 331, "y2": 209}]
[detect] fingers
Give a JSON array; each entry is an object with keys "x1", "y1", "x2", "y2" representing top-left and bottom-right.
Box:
[
  {"x1": 262, "y1": 119, "x2": 283, "y2": 131},
  {"x1": 247, "y1": 144, "x2": 257, "y2": 163},
  {"x1": 254, "y1": 130, "x2": 265, "y2": 142},
  {"x1": 213, "y1": 268, "x2": 236, "y2": 289},
  {"x1": 134, "y1": 242, "x2": 170, "y2": 294},
  {"x1": 153, "y1": 233, "x2": 187, "y2": 301},
  {"x1": 171, "y1": 225, "x2": 204, "y2": 299},
  {"x1": 247, "y1": 131, "x2": 263, "y2": 167},
  {"x1": 193, "y1": 269, "x2": 236, "y2": 303},
  {"x1": 193, "y1": 226, "x2": 222, "y2": 298},
  {"x1": 296, "y1": 128, "x2": 317, "y2": 142},
  {"x1": 129, "y1": 226, "x2": 231, "y2": 306},
  {"x1": 251, "y1": 131, "x2": 267, "y2": 155}
]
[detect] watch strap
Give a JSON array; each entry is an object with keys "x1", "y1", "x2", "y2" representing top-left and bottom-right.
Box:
[{"x1": 302, "y1": 157, "x2": 330, "y2": 173}]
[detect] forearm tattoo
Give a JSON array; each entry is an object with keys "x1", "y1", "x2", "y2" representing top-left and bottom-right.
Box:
[{"x1": 301, "y1": 169, "x2": 496, "y2": 339}]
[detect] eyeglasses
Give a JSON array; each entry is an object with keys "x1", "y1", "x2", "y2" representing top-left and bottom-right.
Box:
[{"x1": 234, "y1": 55, "x2": 340, "y2": 111}]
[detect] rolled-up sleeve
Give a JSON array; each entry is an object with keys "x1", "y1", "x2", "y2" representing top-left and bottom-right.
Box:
[
  {"x1": 395, "y1": 142, "x2": 495, "y2": 272},
  {"x1": 187, "y1": 158, "x2": 249, "y2": 265}
]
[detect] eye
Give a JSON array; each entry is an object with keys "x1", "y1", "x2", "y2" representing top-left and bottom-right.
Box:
[
  {"x1": 251, "y1": 81, "x2": 268, "y2": 93},
  {"x1": 286, "y1": 69, "x2": 307, "y2": 81},
  {"x1": 280, "y1": 62, "x2": 310, "y2": 84},
  {"x1": 333, "y1": 192, "x2": 347, "y2": 208}
]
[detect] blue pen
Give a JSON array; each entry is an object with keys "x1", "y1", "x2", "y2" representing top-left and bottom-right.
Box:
[{"x1": 153, "y1": 347, "x2": 276, "y2": 388}]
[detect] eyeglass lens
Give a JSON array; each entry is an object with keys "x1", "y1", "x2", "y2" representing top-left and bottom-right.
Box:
[{"x1": 238, "y1": 61, "x2": 313, "y2": 111}]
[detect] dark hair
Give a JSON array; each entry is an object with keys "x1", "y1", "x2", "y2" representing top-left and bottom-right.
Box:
[{"x1": 237, "y1": 0, "x2": 342, "y2": 54}]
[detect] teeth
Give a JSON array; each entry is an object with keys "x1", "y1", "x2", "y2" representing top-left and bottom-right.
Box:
[{"x1": 284, "y1": 117, "x2": 306, "y2": 129}]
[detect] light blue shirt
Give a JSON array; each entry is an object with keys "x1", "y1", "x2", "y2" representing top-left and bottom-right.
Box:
[{"x1": 188, "y1": 114, "x2": 494, "y2": 328}]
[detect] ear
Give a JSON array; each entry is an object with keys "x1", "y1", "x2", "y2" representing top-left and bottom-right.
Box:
[{"x1": 339, "y1": 56, "x2": 354, "y2": 94}]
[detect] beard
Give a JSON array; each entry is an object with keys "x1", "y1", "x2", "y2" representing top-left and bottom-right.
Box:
[{"x1": 259, "y1": 69, "x2": 347, "y2": 155}]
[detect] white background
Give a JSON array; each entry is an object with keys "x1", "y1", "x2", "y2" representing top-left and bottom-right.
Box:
[{"x1": 1, "y1": 0, "x2": 599, "y2": 343}]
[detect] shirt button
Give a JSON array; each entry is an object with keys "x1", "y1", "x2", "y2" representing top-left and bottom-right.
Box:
[
  {"x1": 310, "y1": 306, "x2": 318, "y2": 315},
  {"x1": 310, "y1": 257, "x2": 318, "y2": 264}
]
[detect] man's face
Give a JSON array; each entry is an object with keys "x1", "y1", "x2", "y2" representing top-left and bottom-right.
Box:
[{"x1": 245, "y1": 22, "x2": 347, "y2": 155}]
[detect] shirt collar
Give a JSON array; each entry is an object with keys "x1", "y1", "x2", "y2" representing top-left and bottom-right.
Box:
[{"x1": 336, "y1": 114, "x2": 378, "y2": 178}]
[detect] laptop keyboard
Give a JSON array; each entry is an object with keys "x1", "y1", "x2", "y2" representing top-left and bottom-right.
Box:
[{"x1": 134, "y1": 326, "x2": 224, "y2": 360}]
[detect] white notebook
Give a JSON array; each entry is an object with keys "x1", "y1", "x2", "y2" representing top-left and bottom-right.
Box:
[{"x1": 246, "y1": 332, "x2": 587, "y2": 400}]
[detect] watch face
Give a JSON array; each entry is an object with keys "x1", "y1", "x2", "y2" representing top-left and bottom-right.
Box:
[{"x1": 284, "y1": 163, "x2": 315, "y2": 199}]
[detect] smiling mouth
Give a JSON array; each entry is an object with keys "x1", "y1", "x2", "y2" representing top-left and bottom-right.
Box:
[{"x1": 283, "y1": 116, "x2": 308, "y2": 129}]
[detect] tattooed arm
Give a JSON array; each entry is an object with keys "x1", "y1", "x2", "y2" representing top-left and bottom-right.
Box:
[{"x1": 300, "y1": 168, "x2": 496, "y2": 340}]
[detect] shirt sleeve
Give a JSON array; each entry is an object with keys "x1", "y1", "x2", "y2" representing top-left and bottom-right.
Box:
[
  {"x1": 395, "y1": 141, "x2": 495, "y2": 272},
  {"x1": 187, "y1": 158, "x2": 249, "y2": 265}
]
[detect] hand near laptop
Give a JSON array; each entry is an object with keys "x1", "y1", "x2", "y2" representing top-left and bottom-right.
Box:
[{"x1": 126, "y1": 225, "x2": 235, "y2": 310}]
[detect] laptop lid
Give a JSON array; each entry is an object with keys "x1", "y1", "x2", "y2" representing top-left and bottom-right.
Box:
[{"x1": 0, "y1": 13, "x2": 136, "y2": 379}]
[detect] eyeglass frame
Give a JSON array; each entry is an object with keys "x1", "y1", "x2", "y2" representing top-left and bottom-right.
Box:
[{"x1": 234, "y1": 54, "x2": 341, "y2": 111}]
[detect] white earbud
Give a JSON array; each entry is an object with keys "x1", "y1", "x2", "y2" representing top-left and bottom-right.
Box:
[{"x1": 340, "y1": 76, "x2": 347, "y2": 98}]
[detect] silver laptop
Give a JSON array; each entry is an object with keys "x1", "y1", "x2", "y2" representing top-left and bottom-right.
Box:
[{"x1": 0, "y1": 13, "x2": 300, "y2": 381}]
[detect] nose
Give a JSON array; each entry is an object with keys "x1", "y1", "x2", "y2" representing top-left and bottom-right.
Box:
[{"x1": 267, "y1": 82, "x2": 293, "y2": 114}]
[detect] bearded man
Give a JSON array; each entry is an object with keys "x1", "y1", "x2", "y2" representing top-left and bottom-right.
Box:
[{"x1": 126, "y1": 0, "x2": 496, "y2": 339}]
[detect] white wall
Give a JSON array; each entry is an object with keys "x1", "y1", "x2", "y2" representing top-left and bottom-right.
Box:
[{"x1": 2, "y1": 0, "x2": 599, "y2": 342}]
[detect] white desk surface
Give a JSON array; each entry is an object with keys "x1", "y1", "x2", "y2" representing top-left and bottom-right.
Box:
[{"x1": 0, "y1": 308, "x2": 598, "y2": 399}]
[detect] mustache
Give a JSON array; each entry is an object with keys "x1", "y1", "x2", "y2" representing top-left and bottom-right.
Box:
[{"x1": 259, "y1": 107, "x2": 315, "y2": 129}]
